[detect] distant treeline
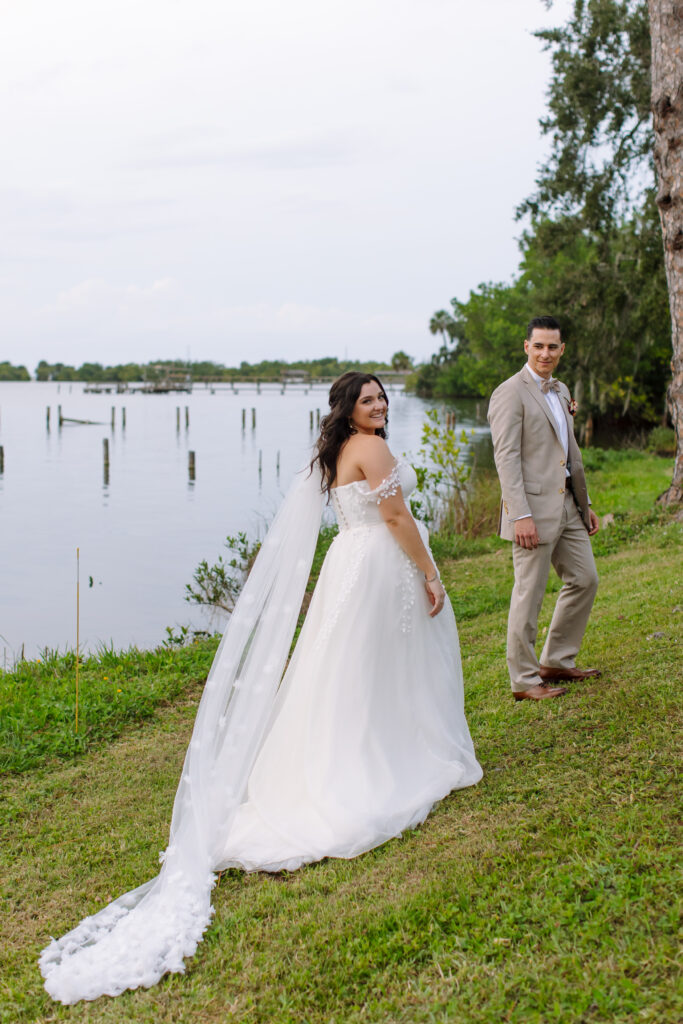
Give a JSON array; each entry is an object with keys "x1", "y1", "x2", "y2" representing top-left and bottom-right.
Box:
[
  {"x1": 10, "y1": 356, "x2": 398, "y2": 383},
  {"x1": 0, "y1": 361, "x2": 30, "y2": 381}
]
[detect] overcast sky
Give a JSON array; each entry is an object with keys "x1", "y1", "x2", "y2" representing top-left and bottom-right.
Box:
[{"x1": 0, "y1": 0, "x2": 571, "y2": 371}]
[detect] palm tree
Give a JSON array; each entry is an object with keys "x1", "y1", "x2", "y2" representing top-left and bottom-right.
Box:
[{"x1": 429, "y1": 310, "x2": 457, "y2": 354}]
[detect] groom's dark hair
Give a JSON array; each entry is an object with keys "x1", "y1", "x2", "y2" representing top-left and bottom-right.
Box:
[{"x1": 526, "y1": 315, "x2": 561, "y2": 339}]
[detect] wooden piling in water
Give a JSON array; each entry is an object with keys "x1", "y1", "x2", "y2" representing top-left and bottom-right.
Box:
[
  {"x1": 309, "y1": 410, "x2": 314, "y2": 430},
  {"x1": 46, "y1": 406, "x2": 51, "y2": 430},
  {"x1": 122, "y1": 407, "x2": 127, "y2": 429},
  {"x1": 176, "y1": 406, "x2": 181, "y2": 431},
  {"x1": 0, "y1": 445, "x2": 4, "y2": 474},
  {"x1": 188, "y1": 451, "x2": 196, "y2": 481},
  {"x1": 111, "y1": 406, "x2": 116, "y2": 428},
  {"x1": 316, "y1": 408, "x2": 321, "y2": 428},
  {"x1": 251, "y1": 407, "x2": 256, "y2": 429},
  {"x1": 258, "y1": 450, "x2": 262, "y2": 475},
  {"x1": 58, "y1": 404, "x2": 63, "y2": 427},
  {"x1": 241, "y1": 408, "x2": 246, "y2": 430},
  {"x1": 185, "y1": 406, "x2": 190, "y2": 429},
  {"x1": 276, "y1": 450, "x2": 280, "y2": 474},
  {"x1": 103, "y1": 438, "x2": 110, "y2": 485}
]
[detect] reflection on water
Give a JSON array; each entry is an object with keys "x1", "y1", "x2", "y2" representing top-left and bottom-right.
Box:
[{"x1": 0, "y1": 382, "x2": 490, "y2": 660}]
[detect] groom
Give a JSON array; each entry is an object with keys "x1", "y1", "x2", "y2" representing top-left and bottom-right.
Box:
[{"x1": 488, "y1": 316, "x2": 601, "y2": 702}]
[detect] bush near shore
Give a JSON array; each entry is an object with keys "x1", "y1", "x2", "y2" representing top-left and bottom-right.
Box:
[{"x1": 1, "y1": 449, "x2": 681, "y2": 1023}]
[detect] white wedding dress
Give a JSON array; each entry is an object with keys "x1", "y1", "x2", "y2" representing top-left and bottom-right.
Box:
[
  {"x1": 217, "y1": 460, "x2": 482, "y2": 872},
  {"x1": 40, "y1": 460, "x2": 481, "y2": 1003}
]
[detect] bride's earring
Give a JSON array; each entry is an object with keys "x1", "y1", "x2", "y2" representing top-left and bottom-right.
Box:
[{"x1": 348, "y1": 418, "x2": 357, "y2": 434}]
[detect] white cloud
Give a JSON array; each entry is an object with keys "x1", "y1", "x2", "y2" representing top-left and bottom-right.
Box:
[{"x1": 52, "y1": 278, "x2": 174, "y2": 316}]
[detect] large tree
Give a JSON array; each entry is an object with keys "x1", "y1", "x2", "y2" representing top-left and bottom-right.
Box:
[
  {"x1": 648, "y1": 0, "x2": 683, "y2": 504},
  {"x1": 523, "y1": 0, "x2": 652, "y2": 227},
  {"x1": 531, "y1": 0, "x2": 681, "y2": 494},
  {"x1": 519, "y1": 0, "x2": 670, "y2": 437}
]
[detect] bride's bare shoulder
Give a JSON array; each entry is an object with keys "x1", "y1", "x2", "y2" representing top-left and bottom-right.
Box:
[
  {"x1": 335, "y1": 435, "x2": 393, "y2": 487},
  {"x1": 345, "y1": 433, "x2": 390, "y2": 453},
  {"x1": 348, "y1": 435, "x2": 395, "y2": 476}
]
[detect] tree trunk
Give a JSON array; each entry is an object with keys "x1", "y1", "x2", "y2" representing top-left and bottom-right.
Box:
[{"x1": 649, "y1": 1, "x2": 683, "y2": 504}]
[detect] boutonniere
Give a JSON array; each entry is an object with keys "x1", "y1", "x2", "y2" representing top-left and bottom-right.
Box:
[{"x1": 567, "y1": 397, "x2": 578, "y2": 417}]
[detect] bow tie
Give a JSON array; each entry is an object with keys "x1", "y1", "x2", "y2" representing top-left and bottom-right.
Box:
[{"x1": 540, "y1": 378, "x2": 560, "y2": 394}]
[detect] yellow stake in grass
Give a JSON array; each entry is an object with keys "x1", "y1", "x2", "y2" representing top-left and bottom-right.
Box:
[{"x1": 75, "y1": 547, "x2": 80, "y2": 733}]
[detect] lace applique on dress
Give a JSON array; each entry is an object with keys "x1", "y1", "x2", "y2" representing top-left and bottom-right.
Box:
[
  {"x1": 398, "y1": 548, "x2": 421, "y2": 634},
  {"x1": 361, "y1": 462, "x2": 402, "y2": 504},
  {"x1": 312, "y1": 526, "x2": 370, "y2": 652}
]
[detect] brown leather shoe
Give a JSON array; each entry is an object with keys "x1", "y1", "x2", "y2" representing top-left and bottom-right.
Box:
[
  {"x1": 539, "y1": 665, "x2": 602, "y2": 682},
  {"x1": 513, "y1": 684, "x2": 567, "y2": 701}
]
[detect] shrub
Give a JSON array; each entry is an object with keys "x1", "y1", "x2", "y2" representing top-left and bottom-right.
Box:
[{"x1": 646, "y1": 426, "x2": 676, "y2": 457}]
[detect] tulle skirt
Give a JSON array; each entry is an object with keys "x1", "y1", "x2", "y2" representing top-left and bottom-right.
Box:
[{"x1": 218, "y1": 520, "x2": 482, "y2": 873}]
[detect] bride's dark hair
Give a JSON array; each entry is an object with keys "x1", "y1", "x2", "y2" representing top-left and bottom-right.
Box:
[{"x1": 310, "y1": 371, "x2": 389, "y2": 494}]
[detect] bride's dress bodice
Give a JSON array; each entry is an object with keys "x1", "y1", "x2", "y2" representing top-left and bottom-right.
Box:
[{"x1": 330, "y1": 461, "x2": 417, "y2": 530}]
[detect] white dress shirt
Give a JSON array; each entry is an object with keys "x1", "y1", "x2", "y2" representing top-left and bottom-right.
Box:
[
  {"x1": 526, "y1": 364, "x2": 569, "y2": 471},
  {"x1": 514, "y1": 364, "x2": 570, "y2": 522}
]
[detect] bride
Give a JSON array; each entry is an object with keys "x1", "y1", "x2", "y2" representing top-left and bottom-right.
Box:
[{"x1": 40, "y1": 372, "x2": 482, "y2": 1004}]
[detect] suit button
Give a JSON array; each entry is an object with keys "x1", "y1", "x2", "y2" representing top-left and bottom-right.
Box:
[
  {"x1": 559, "y1": 488, "x2": 564, "y2": 494},
  {"x1": 560, "y1": 460, "x2": 565, "y2": 466}
]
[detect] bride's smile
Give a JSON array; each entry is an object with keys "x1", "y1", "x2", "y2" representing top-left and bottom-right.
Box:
[{"x1": 350, "y1": 382, "x2": 388, "y2": 434}]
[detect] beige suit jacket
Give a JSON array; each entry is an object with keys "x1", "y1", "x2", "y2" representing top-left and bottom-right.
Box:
[{"x1": 487, "y1": 365, "x2": 590, "y2": 543}]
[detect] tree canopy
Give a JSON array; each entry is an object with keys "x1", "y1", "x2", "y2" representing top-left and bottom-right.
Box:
[
  {"x1": 0, "y1": 361, "x2": 31, "y2": 381},
  {"x1": 416, "y1": 0, "x2": 671, "y2": 443}
]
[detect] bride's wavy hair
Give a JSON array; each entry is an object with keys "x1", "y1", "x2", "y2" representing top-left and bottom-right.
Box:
[{"x1": 310, "y1": 371, "x2": 389, "y2": 494}]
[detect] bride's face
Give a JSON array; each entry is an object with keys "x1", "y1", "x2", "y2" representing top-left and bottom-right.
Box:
[{"x1": 350, "y1": 382, "x2": 387, "y2": 434}]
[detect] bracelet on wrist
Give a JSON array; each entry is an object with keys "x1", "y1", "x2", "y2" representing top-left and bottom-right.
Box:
[{"x1": 424, "y1": 571, "x2": 438, "y2": 583}]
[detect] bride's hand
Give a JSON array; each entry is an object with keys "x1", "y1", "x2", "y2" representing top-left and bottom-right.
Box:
[{"x1": 425, "y1": 577, "x2": 445, "y2": 617}]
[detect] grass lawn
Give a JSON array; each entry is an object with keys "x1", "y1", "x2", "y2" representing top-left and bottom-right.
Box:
[{"x1": 1, "y1": 453, "x2": 681, "y2": 1023}]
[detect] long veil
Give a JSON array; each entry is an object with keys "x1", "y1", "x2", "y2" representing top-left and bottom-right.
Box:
[{"x1": 40, "y1": 464, "x2": 325, "y2": 1004}]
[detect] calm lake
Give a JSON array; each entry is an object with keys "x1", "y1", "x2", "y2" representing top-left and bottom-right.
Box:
[{"x1": 0, "y1": 381, "x2": 491, "y2": 662}]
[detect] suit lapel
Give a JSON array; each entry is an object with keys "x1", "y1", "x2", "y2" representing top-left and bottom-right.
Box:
[{"x1": 520, "y1": 365, "x2": 563, "y2": 446}]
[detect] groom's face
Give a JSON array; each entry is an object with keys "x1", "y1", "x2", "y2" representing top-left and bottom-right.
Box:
[{"x1": 524, "y1": 328, "x2": 564, "y2": 379}]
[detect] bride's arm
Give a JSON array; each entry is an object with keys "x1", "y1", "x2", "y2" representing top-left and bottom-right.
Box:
[{"x1": 355, "y1": 437, "x2": 446, "y2": 617}]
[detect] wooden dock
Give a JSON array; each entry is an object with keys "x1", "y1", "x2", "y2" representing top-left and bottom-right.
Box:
[{"x1": 82, "y1": 373, "x2": 409, "y2": 395}]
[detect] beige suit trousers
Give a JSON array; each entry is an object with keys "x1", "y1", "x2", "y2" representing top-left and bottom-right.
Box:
[{"x1": 508, "y1": 490, "x2": 599, "y2": 692}]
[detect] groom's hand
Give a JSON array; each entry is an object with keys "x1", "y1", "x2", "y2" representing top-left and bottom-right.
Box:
[
  {"x1": 514, "y1": 516, "x2": 539, "y2": 549},
  {"x1": 587, "y1": 509, "x2": 600, "y2": 535}
]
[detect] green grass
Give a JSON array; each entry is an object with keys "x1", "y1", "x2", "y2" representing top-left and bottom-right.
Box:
[
  {"x1": 580, "y1": 448, "x2": 674, "y2": 514},
  {"x1": 0, "y1": 641, "x2": 219, "y2": 773},
  {"x1": 1, "y1": 452, "x2": 681, "y2": 1023}
]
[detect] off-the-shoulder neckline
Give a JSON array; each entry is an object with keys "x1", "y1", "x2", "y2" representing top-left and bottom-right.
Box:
[{"x1": 330, "y1": 458, "x2": 402, "y2": 493}]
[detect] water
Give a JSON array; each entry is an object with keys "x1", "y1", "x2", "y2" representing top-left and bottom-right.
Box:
[{"x1": 0, "y1": 381, "x2": 491, "y2": 661}]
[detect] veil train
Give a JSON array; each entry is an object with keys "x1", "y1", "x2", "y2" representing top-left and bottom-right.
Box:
[{"x1": 40, "y1": 465, "x2": 325, "y2": 1004}]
